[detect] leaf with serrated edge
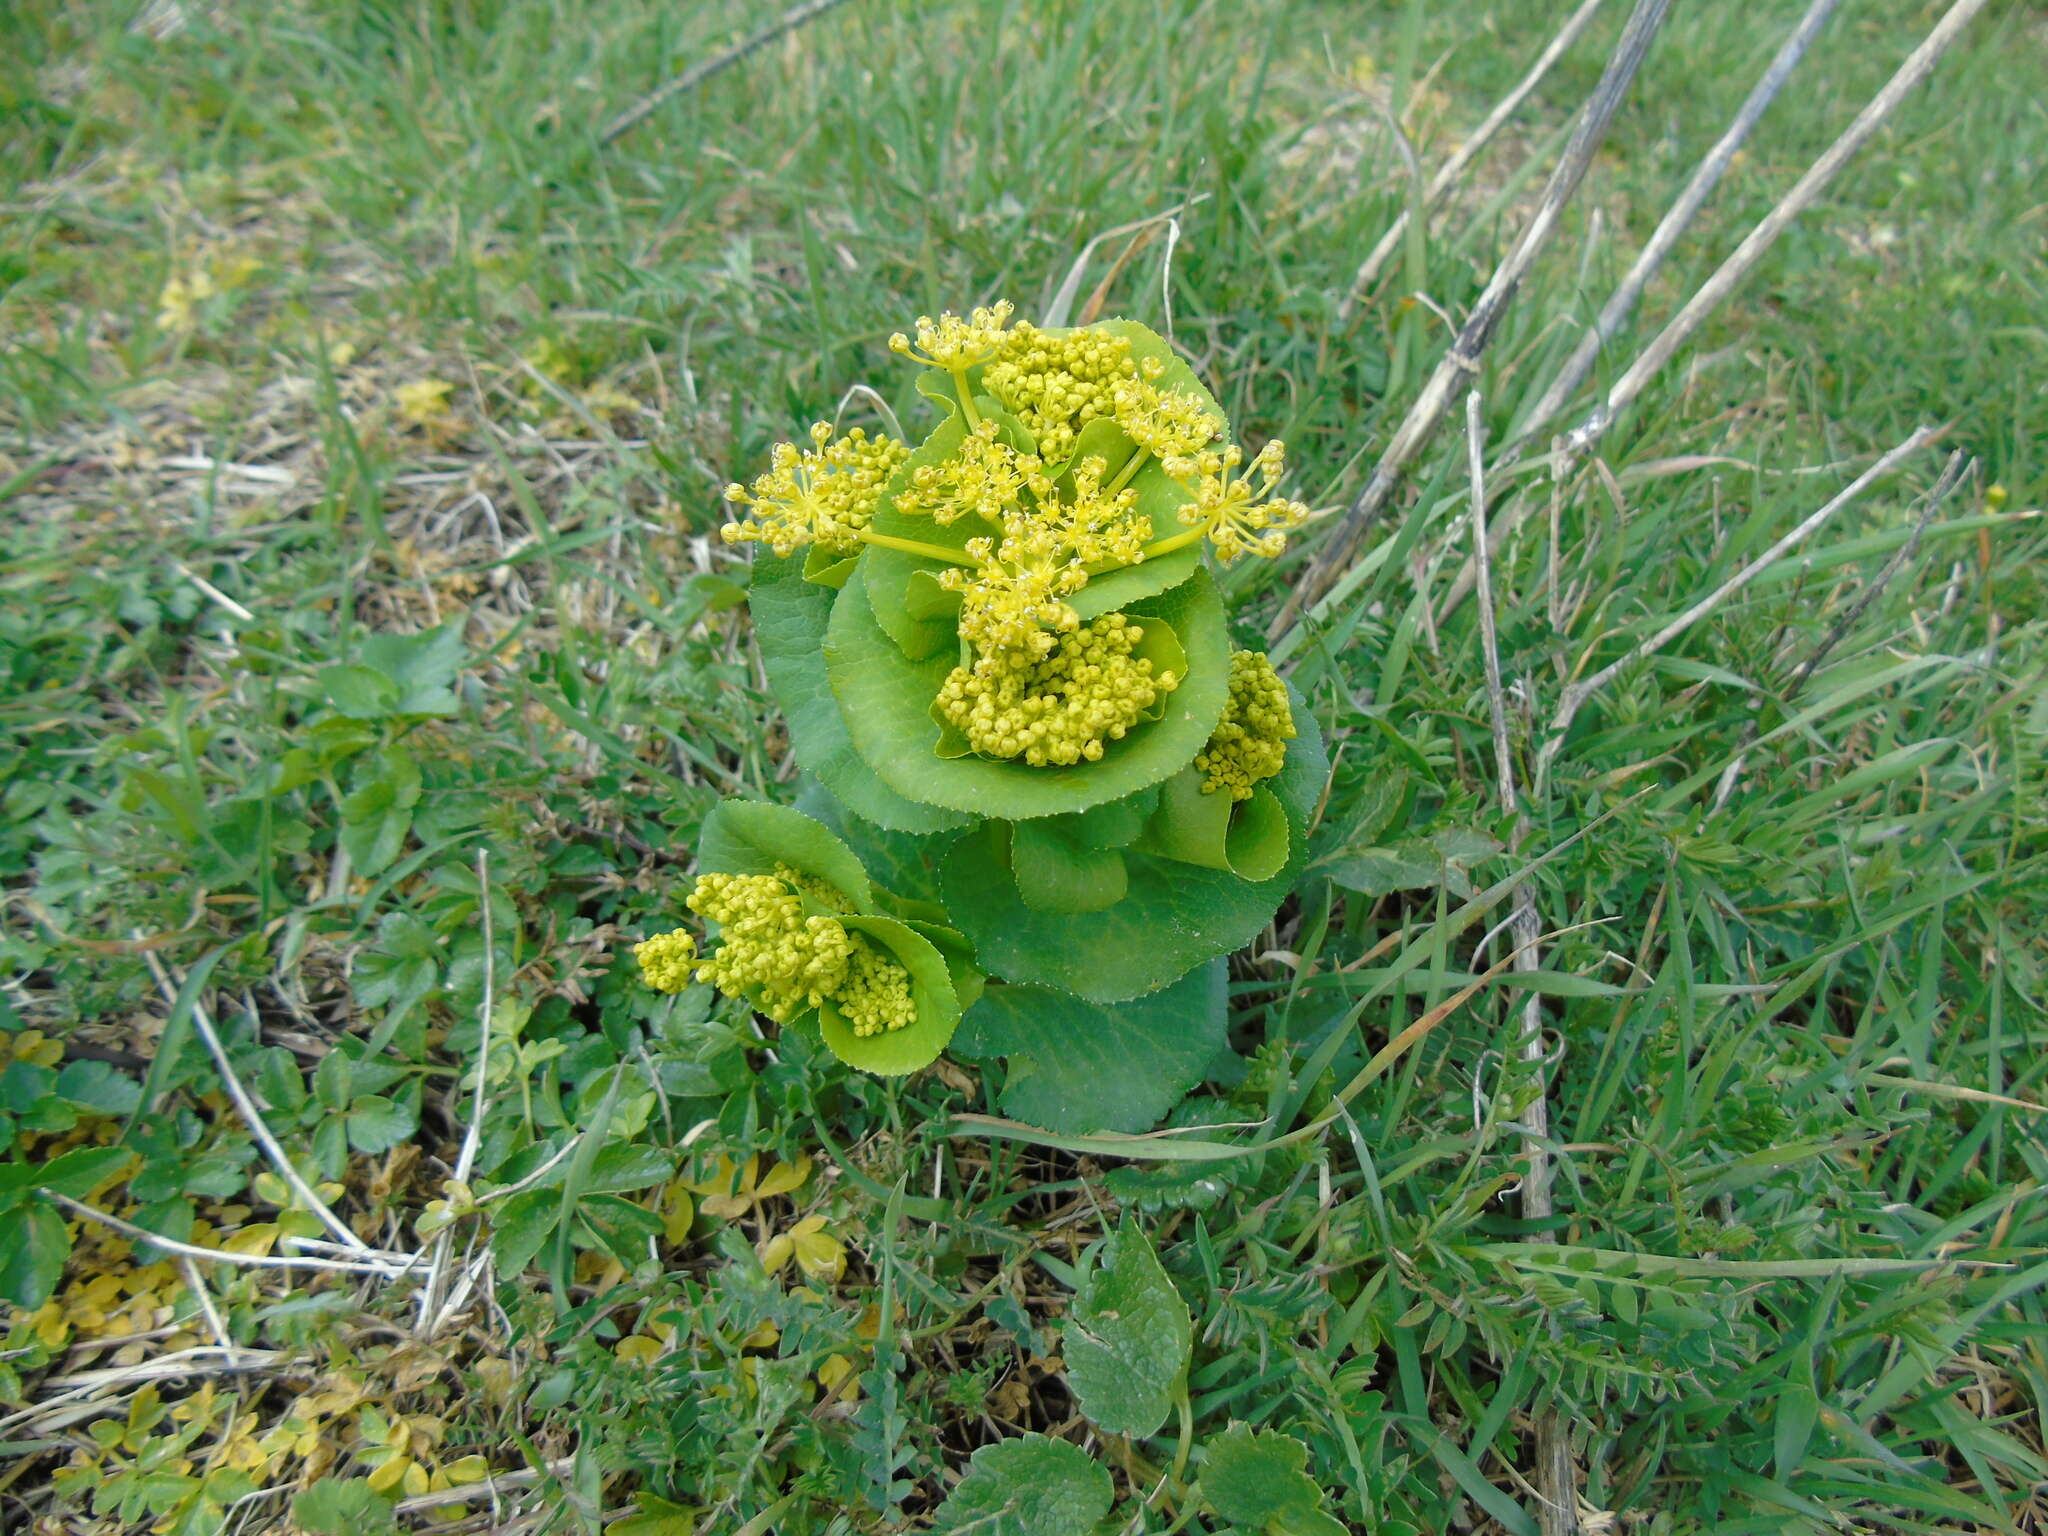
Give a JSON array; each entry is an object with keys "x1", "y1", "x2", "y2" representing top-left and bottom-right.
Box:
[
  {"x1": 1199, "y1": 1423, "x2": 1348, "y2": 1536},
  {"x1": 952, "y1": 961, "x2": 1226, "y2": 1134},
  {"x1": 931, "y1": 1434, "x2": 1113, "y2": 1536},
  {"x1": 1062, "y1": 1221, "x2": 1192, "y2": 1438},
  {"x1": 825, "y1": 564, "x2": 1228, "y2": 821}
]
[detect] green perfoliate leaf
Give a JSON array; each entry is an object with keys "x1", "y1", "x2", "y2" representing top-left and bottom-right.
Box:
[
  {"x1": 1063, "y1": 1221, "x2": 1192, "y2": 1438},
  {"x1": 941, "y1": 686, "x2": 1327, "y2": 1002},
  {"x1": 1198, "y1": 1424, "x2": 1348, "y2": 1536},
  {"x1": 750, "y1": 551, "x2": 972, "y2": 835},
  {"x1": 1096, "y1": 317, "x2": 1228, "y2": 430},
  {"x1": 793, "y1": 778, "x2": 971, "y2": 906},
  {"x1": 1009, "y1": 821, "x2": 1127, "y2": 913},
  {"x1": 932, "y1": 1435, "x2": 1114, "y2": 1535},
  {"x1": 1142, "y1": 768, "x2": 1290, "y2": 883},
  {"x1": 863, "y1": 411, "x2": 974, "y2": 660},
  {"x1": 951, "y1": 961, "x2": 1226, "y2": 1133},
  {"x1": 815, "y1": 914, "x2": 963, "y2": 1076},
  {"x1": 825, "y1": 565, "x2": 1230, "y2": 821},
  {"x1": 696, "y1": 799, "x2": 874, "y2": 913}
]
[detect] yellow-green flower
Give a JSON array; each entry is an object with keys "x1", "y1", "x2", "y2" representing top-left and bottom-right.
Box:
[
  {"x1": 1112, "y1": 356, "x2": 1217, "y2": 460},
  {"x1": 936, "y1": 612, "x2": 1177, "y2": 767},
  {"x1": 835, "y1": 940, "x2": 917, "y2": 1038},
  {"x1": 1166, "y1": 440, "x2": 1310, "y2": 563},
  {"x1": 1196, "y1": 649, "x2": 1296, "y2": 800},
  {"x1": 722, "y1": 423, "x2": 909, "y2": 557},
  {"x1": 894, "y1": 418, "x2": 1039, "y2": 525},
  {"x1": 688, "y1": 872, "x2": 853, "y2": 1021},
  {"x1": 633, "y1": 929, "x2": 699, "y2": 993},
  {"x1": 889, "y1": 301, "x2": 1017, "y2": 371}
]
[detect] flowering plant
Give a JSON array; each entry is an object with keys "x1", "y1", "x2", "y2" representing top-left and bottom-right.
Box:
[{"x1": 636, "y1": 304, "x2": 1327, "y2": 1131}]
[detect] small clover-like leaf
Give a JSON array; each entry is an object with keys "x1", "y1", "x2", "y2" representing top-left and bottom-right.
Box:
[
  {"x1": 932, "y1": 1435, "x2": 1114, "y2": 1535},
  {"x1": 1063, "y1": 1220, "x2": 1192, "y2": 1438}
]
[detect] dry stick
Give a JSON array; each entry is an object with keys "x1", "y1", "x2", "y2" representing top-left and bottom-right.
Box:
[
  {"x1": 599, "y1": 0, "x2": 856, "y2": 144},
  {"x1": 1561, "y1": 0, "x2": 1994, "y2": 457},
  {"x1": 142, "y1": 950, "x2": 372, "y2": 1255},
  {"x1": 1711, "y1": 450, "x2": 1970, "y2": 809},
  {"x1": 1534, "y1": 425, "x2": 1939, "y2": 796},
  {"x1": 1271, "y1": 0, "x2": 1675, "y2": 642},
  {"x1": 41, "y1": 1191, "x2": 407, "y2": 1277},
  {"x1": 1337, "y1": 0, "x2": 1612, "y2": 322},
  {"x1": 421, "y1": 849, "x2": 495, "y2": 1336},
  {"x1": 1466, "y1": 391, "x2": 1577, "y2": 1536},
  {"x1": 1514, "y1": 0, "x2": 1843, "y2": 445}
]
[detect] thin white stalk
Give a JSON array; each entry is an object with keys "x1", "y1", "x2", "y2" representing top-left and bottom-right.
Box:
[
  {"x1": 599, "y1": 0, "x2": 856, "y2": 144},
  {"x1": 1515, "y1": 0, "x2": 1843, "y2": 442},
  {"x1": 42, "y1": 1190, "x2": 407, "y2": 1277},
  {"x1": 143, "y1": 951, "x2": 371, "y2": 1254},
  {"x1": 1339, "y1": 0, "x2": 1612, "y2": 318},
  {"x1": 1272, "y1": 0, "x2": 1676, "y2": 642},
  {"x1": 1535, "y1": 426, "x2": 1938, "y2": 793},
  {"x1": 1468, "y1": 392, "x2": 1575, "y2": 1536},
  {"x1": 422, "y1": 848, "x2": 496, "y2": 1334},
  {"x1": 178, "y1": 1256, "x2": 237, "y2": 1356},
  {"x1": 1563, "y1": 0, "x2": 1994, "y2": 455}
]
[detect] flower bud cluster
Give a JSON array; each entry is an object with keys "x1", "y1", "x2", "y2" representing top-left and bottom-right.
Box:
[
  {"x1": 982, "y1": 322, "x2": 1140, "y2": 465},
  {"x1": 1166, "y1": 440, "x2": 1310, "y2": 563},
  {"x1": 722, "y1": 424, "x2": 909, "y2": 558},
  {"x1": 936, "y1": 613, "x2": 1177, "y2": 767},
  {"x1": 1196, "y1": 649, "x2": 1296, "y2": 800},
  {"x1": 889, "y1": 301, "x2": 1016, "y2": 371},
  {"x1": 636, "y1": 865, "x2": 919, "y2": 1033},
  {"x1": 686, "y1": 871, "x2": 853, "y2": 1022}
]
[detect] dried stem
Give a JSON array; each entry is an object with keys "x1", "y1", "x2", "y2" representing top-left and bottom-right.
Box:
[
  {"x1": 1560, "y1": 0, "x2": 1993, "y2": 457},
  {"x1": 1272, "y1": 0, "x2": 1675, "y2": 641},
  {"x1": 42, "y1": 1190, "x2": 409, "y2": 1278},
  {"x1": 599, "y1": 0, "x2": 857, "y2": 145},
  {"x1": 1535, "y1": 425, "x2": 1939, "y2": 795},
  {"x1": 1514, "y1": 0, "x2": 1843, "y2": 443},
  {"x1": 1338, "y1": 0, "x2": 1612, "y2": 319},
  {"x1": 421, "y1": 847, "x2": 495, "y2": 1336},
  {"x1": 1467, "y1": 392, "x2": 1576, "y2": 1536},
  {"x1": 143, "y1": 950, "x2": 371, "y2": 1255}
]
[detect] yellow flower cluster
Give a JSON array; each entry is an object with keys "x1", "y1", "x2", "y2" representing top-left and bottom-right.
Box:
[
  {"x1": 634, "y1": 866, "x2": 917, "y2": 1034},
  {"x1": 983, "y1": 321, "x2": 1145, "y2": 465},
  {"x1": 936, "y1": 613, "x2": 1176, "y2": 767},
  {"x1": 938, "y1": 453, "x2": 1150, "y2": 659},
  {"x1": 894, "y1": 419, "x2": 1037, "y2": 525},
  {"x1": 889, "y1": 300, "x2": 1016, "y2": 371},
  {"x1": 1196, "y1": 650, "x2": 1296, "y2": 800},
  {"x1": 1113, "y1": 356, "x2": 1221, "y2": 460},
  {"x1": 1166, "y1": 440, "x2": 1311, "y2": 563},
  {"x1": 722, "y1": 423, "x2": 909, "y2": 558}
]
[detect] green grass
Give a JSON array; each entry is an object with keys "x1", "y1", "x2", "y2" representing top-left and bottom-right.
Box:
[{"x1": 2, "y1": 0, "x2": 2044, "y2": 1531}]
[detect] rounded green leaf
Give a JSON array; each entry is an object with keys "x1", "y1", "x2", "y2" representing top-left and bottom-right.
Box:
[
  {"x1": 940, "y1": 684, "x2": 1327, "y2": 1001},
  {"x1": 1010, "y1": 821, "x2": 1128, "y2": 913},
  {"x1": 862, "y1": 412, "x2": 977, "y2": 661},
  {"x1": 791, "y1": 778, "x2": 972, "y2": 907},
  {"x1": 749, "y1": 551, "x2": 972, "y2": 835},
  {"x1": 696, "y1": 799, "x2": 873, "y2": 913},
  {"x1": 814, "y1": 914, "x2": 961, "y2": 1076},
  {"x1": 933, "y1": 1435, "x2": 1113, "y2": 1536},
  {"x1": 1143, "y1": 768, "x2": 1291, "y2": 883},
  {"x1": 825, "y1": 564, "x2": 1231, "y2": 821},
  {"x1": 951, "y1": 961, "x2": 1227, "y2": 1134}
]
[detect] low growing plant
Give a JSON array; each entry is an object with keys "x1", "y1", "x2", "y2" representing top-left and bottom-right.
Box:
[{"x1": 635, "y1": 303, "x2": 1328, "y2": 1129}]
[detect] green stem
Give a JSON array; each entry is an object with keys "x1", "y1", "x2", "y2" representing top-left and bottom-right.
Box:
[
  {"x1": 1139, "y1": 519, "x2": 1213, "y2": 562},
  {"x1": 858, "y1": 528, "x2": 976, "y2": 565},
  {"x1": 1107, "y1": 446, "x2": 1152, "y2": 495},
  {"x1": 1171, "y1": 1383, "x2": 1194, "y2": 1485},
  {"x1": 950, "y1": 369, "x2": 981, "y2": 430}
]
